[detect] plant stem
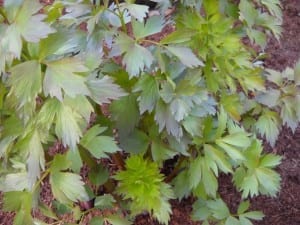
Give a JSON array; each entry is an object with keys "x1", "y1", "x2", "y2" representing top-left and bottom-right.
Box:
[
  {"x1": 114, "y1": 0, "x2": 128, "y2": 33},
  {"x1": 0, "y1": 8, "x2": 8, "y2": 23},
  {"x1": 165, "y1": 156, "x2": 185, "y2": 183}
]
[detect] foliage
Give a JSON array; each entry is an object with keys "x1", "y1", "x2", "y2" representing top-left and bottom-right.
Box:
[{"x1": 0, "y1": 0, "x2": 297, "y2": 225}]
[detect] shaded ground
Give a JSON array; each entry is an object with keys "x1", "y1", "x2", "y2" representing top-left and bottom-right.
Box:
[{"x1": 1, "y1": 0, "x2": 300, "y2": 225}]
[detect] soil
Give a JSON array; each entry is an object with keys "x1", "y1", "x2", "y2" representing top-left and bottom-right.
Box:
[{"x1": 0, "y1": 0, "x2": 300, "y2": 225}]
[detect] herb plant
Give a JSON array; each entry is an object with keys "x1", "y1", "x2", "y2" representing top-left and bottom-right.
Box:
[{"x1": 0, "y1": 0, "x2": 299, "y2": 225}]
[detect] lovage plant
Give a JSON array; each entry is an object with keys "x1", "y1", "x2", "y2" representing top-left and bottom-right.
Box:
[{"x1": 0, "y1": 0, "x2": 299, "y2": 224}]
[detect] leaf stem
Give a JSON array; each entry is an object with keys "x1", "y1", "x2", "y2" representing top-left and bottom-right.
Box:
[
  {"x1": 0, "y1": 8, "x2": 8, "y2": 23},
  {"x1": 32, "y1": 169, "x2": 50, "y2": 192},
  {"x1": 114, "y1": 0, "x2": 128, "y2": 33}
]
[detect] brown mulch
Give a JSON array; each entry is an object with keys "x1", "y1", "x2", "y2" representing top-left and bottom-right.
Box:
[{"x1": 1, "y1": 0, "x2": 300, "y2": 225}]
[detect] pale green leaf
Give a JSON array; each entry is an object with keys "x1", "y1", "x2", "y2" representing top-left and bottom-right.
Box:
[
  {"x1": 215, "y1": 106, "x2": 228, "y2": 138},
  {"x1": 240, "y1": 173, "x2": 259, "y2": 198},
  {"x1": 225, "y1": 216, "x2": 240, "y2": 225},
  {"x1": 265, "y1": 69, "x2": 283, "y2": 86},
  {"x1": 294, "y1": 60, "x2": 300, "y2": 85},
  {"x1": 8, "y1": 60, "x2": 41, "y2": 106},
  {"x1": 94, "y1": 194, "x2": 116, "y2": 209},
  {"x1": 255, "y1": 168, "x2": 281, "y2": 196},
  {"x1": 120, "y1": 3, "x2": 149, "y2": 22},
  {"x1": 1, "y1": 172, "x2": 29, "y2": 192},
  {"x1": 106, "y1": 215, "x2": 132, "y2": 225},
  {"x1": 239, "y1": 216, "x2": 253, "y2": 225},
  {"x1": 133, "y1": 74, "x2": 160, "y2": 113},
  {"x1": 182, "y1": 116, "x2": 203, "y2": 137},
  {"x1": 280, "y1": 96, "x2": 298, "y2": 132},
  {"x1": 239, "y1": 0, "x2": 257, "y2": 27},
  {"x1": 247, "y1": 28, "x2": 267, "y2": 49},
  {"x1": 260, "y1": 154, "x2": 282, "y2": 168},
  {"x1": 154, "y1": 100, "x2": 183, "y2": 139},
  {"x1": 172, "y1": 170, "x2": 191, "y2": 200},
  {"x1": 204, "y1": 144, "x2": 232, "y2": 174},
  {"x1": 44, "y1": 57, "x2": 89, "y2": 101},
  {"x1": 256, "y1": 89, "x2": 281, "y2": 107},
  {"x1": 255, "y1": 110, "x2": 280, "y2": 147},
  {"x1": 207, "y1": 199, "x2": 230, "y2": 220},
  {"x1": 87, "y1": 76, "x2": 127, "y2": 105},
  {"x1": 261, "y1": 0, "x2": 282, "y2": 19},
  {"x1": 64, "y1": 95, "x2": 94, "y2": 122},
  {"x1": 218, "y1": 132, "x2": 251, "y2": 148},
  {"x1": 80, "y1": 125, "x2": 120, "y2": 159},
  {"x1": 55, "y1": 102, "x2": 83, "y2": 151},
  {"x1": 50, "y1": 172, "x2": 89, "y2": 204},
  {"x1": 166, "y1": 46, "x2": 204, "y2": 68},
  {"x1": 132, "y1": 16, "x2": 164, "y2": 39},
  {"x1": 191, "y1": 199, "x2": 211, "y2": 221},
  {"x1": 242, "y1": 211, "x2": 264, "y2": 220},
  {"x1": 237, "y1": 201, "x2": 250, "y2": 215},
  {"x1": 26, "y1": 130, "x2": 45, "y2": 189}
]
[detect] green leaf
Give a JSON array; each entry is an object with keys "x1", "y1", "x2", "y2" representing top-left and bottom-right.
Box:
[
  {"x1": 55, "y1": 101, "x2": 83, "y2": 151},
  {"x1": 260, "y1": 154, "x2": 282, "y2": 168},
  {"x1": 280, "y1": 96, "x2": 298, "y2": 132},
  {"x1": 256, "y1": 89, "x2": 281, "y2": 107},
  {"x1": 87, "y1": 76, "x2": 127, "y2": 105},
  {"x1": 204, "y1": 144, "x2": 232, "y2": 174},
  {"x1": 207, "y1": 199, "x2": 230, "y2": 220},
  {"x1": 239, "y1": 0, "x2": 257, "y2": 27},
  {"x1": 255, "y1": 167, "x2": 281, "y2": 197},
  {"x1": 43, "y1": 57, "x2": 89, "y2": 101},
  {"x1": 133, "y1": 74, "x2": 160, "y2": 113},
  {"x1": 119, "y1": 129, "x2": 149, "y2": 154},
  {"x1": 94, "y1": 194, "x2": 116, "y2": 209},
  {"x1": 14, "y1": 0, "x2": 55, "y2": 42},
  {"x1": 1, "y1": 172, "x2": 29, "y2": 192},
  {"x1": 106, "y1": 215, "x2": 132, "y2": 225},
  {"x1": 8, "y1": 60, "x2": 42, "y2": 107},
  {"x1": 165, "y1": 46, "x2": 204, "y2": 68},
  {"x1": 294, "y1": 60, "x2": 300, "y2": 85},
  {"x1": 221, "y1": 94, "x2": 242, "y2": 121},
  {"x1": 132, "y1": 16, "x2": 164, "y2": 39},
  {"x1": 88, "y1": 164, "x2": 109, "y2": 186},
  {"x1": 160, "y1": 29, "x2": 194, "y2": 44},
  {"x1": 50, "y1": 172, "x2": 89, "y2": 204},
  {"x1": 110, "y1": 95, "x2": 140, "y2": 136},
  {"x1": 151, "y1": 140, "x2": 176, "y2": 162},
  {"x1": 188, "y1": 157, "x2": 202, "y2": 189},
  {"x1": 25, "y1": 130, "x2": 45, "y2": 189},
  {"x1": 215, "y1": 107, "x2": 228, "y2": 138},
  {"x1": 80, "y1": 125, "x2": 120, "y2": 159},
  {"x1": 242, "y1": 211, "x2": 264, "y2": 220},
  {"x1": 114, "y1": 155, "x2": 174, "y2": 224},
  {"x1": 155, "y1": 100, "x2": 183, "y2": 139},
  {"x1": 255, "y1": 110, "x2": 280, "y2": 147},
  {"x1": 225, "y1": 216, "x2": 240, "y2": 225},
  {"x1": 120, "y1": 3, "x2": 149, "y2": 22},
  {"x1": 113, "y1": 33, "x2": 154, "y2": 77},
  {"x1": 90, "y1": 217, "x2": 105, "y2": 225},
  {"x1": 172, "y1": 170, "x2": 191, "y2": 200},
  {"x1": 237, "y1": 201, "x2": 250, "y2": 215}
]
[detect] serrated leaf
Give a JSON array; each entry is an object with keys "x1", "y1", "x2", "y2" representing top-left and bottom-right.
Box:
[
  {"x1": 240, "y1": 172, "x2": 259, "y2": 198},
  {"x1": 120, "y1": 3, "x2": 149, "y2": 22},
  {"x1": 172, "y1": 170, "x2": 191, "y2": 200},
  {"x1": 44, "y1": 57, "x2": 89, "y2": 101},
  {"x1": 215, "y1": 107, "x2": 228, "y2": 138},
  {"x1": 225, "y1": 216, "x2": 240, "y2": 225},
  {"x1": 218, "y1": 132, "x2": 251, "y2": 148},
  {"x1": 15, "y1": 0, "x2": 55, "y2": 42},
  {"x1": 165, "y1": 46, "x2": 204, "y2": 68},
  {"x1": 106, "y1": 215, "x2": 132, "y2": 225},
  {"x1": 80, "y1": 125, "x2": 120, "y2": 159},
  {"x1": 255, "y1": 110, "x2": 280, "y2": 147},
  {"x1": 133, "y1": 74, "x2": 159, "y2": 113},
  {"x1": 242, "y1": 211, "x2": 264, "y2": 220},
  {"x1": 151, "y1": 140, "x2": 176, "y2": 162},
  {"x1": 87, "y1": 76, "x2": 127, "y2": 105},
  {"x1": 94, "y1": 194, "x2": 116, "y2": 209},
  {"x1": 55, "y1": 102, "x2": 83, "y2": 151},
  {"x1": 110, "y1": 95, "x2": 140, "y2": 136},
  {"x1": 204, "y1": 144, "x2": 232, "y2": 174},
  {"x1": 280, "y1": 96, "x2": 298, "y2": 132},
  {"x1": 154, "y1": 100, "x2": 183, "y2": 139},
  {"x1": 8, "y1": 60, "x2": 42, "y2": 107},
  {"x1": 160, "y1": 29, "x2": 194, "y2": 44},
  {"x1": 260, "y1": 154, "x2": 281, "y2": 168},
  {"x1": 238, "y1": 201, "x2": 250, "y2": 215},
  {"x1": 255, "y1": 167, "x2": 281, "y2": 196},
  {"x1": 132, "y1": 16, "x2": 164, "y2": 39},
  {"x1": 1, "y1": 172, "x2": 29, "y2": 192},
  {"x1": 50, "y1": 172, "x2": 89, "y2": 204},
  {"x1": 119, "y1": 129, "x2": 149, "y2": 154},
  {"x1": 256, "y1": 89, "x2": 281, "y2": 107},
  {"x1": 239, "y1": 216, "x2": 253, "y2": 225},
  {"x1": 182, "y1": 116, "x2": 203, "y2": 137},
  {"x1": 88, "y1": 164, "x2": 109, "y2": 186},
  {"x1": 26, "y1": 130, "x2": 45, "y2": 189},
  {"x1": 239, "y1": 0, "x2": 257, "y2": 26},
  {"x1": 221, "y1": 94, "x2": 242, "y2": 121},
  {"x1": 207, "y1": 199, "x2": 230, "y2": 220},
  {"x1": 188, "y1": 157, "x2": 202, "y2": 189}
]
